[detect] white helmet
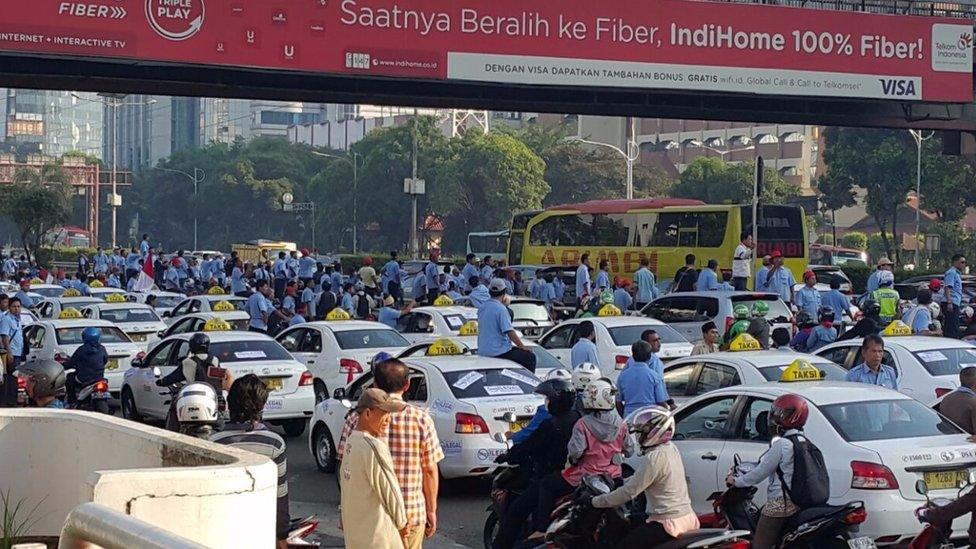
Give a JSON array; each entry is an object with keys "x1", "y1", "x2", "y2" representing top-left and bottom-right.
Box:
[
  {"x1": 546, "y1": 368, "x2": 572, "y2": 382},
  {"x1": 572, "y1": 363, "x2": 600, "y2": 391},
  {"x1": 878, "y1": 271, "x2": 895, "y2": 287},
  {"x1": 582, "y1": 377, "x2": 617, "y2": 411},
  {"x1": 628, "y1": 406, "x2": 676, "y2": 451},
  {"x1": 176, "y1": 383, "x2": 218, "y2": 425}
]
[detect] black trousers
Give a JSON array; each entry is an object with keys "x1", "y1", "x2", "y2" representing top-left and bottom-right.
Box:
[
  {"x1": 616, "y1": 522, "x2": 675, "y2": 549},
  {"x1": 534, "y1": 473, "x2": 572, "y2": 531},
  {"x1": 493, "y1": 347, "x2": 537, "y2": 373},
  {"x1": 274, "y1": 278, "x2": 286, "y2": 300},
  {"x1": 732, "y1": 277, "x2": 748, "y2": 291},
  {"x1": 493, "y1": 482, "x2": 539, "y2": 549},
  {"x1": 927, "y1": 484, "x2": 976, "y2": 545}
]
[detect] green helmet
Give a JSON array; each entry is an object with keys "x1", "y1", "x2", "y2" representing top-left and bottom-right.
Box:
[
  {"x1": 752, "y1": 301, "x2": 769, "y2": 317},
  {"x1": 733, "y1": 303, "x2": 750, "y2": 319},
  {"x1": 727, "y1": 320, "x2": 749, "y2": 341}
]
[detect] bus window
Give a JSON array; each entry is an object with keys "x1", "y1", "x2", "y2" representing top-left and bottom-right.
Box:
[
  {"x1": 741, "y1": 206, "x2": 805, "y2": 258},
  {"x1": 651, "y1": 212, "x2": 728, "y2": 248},
  {"x1": 508, "y1": 233, "x2": 524, "y2": 265},
  {"x1": 529, "y1": 213, "x2": 636, "y2": 247},
  {"x1": 467, "y1": 231, "x2": 509, "y2": 258}
]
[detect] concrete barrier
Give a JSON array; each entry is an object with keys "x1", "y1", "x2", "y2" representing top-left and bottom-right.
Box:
[{"x1": 0, "y1": 409, "x2": 277, "y2": 548}]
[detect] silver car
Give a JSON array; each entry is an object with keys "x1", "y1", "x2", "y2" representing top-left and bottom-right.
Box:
[{"x1": 640, "y1": 291, "x2": 793, "y2": 344}]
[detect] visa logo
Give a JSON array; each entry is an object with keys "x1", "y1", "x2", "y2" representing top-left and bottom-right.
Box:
[{"x1": 879, "y1": 79, "x2": 917, "y2": 97}]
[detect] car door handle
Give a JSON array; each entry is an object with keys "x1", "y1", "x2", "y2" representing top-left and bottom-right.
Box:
[
  {"x1": 306, "y1": 360, "x2": 315, "y2": 365},
  {"x1": 701, "y1": 452, "x2": 718, "y2": 461}
]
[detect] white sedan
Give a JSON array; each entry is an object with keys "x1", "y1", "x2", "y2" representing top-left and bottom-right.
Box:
[
  {"x1": 276, "y1": 320, "x2": 411, "y2": 403},
  {"x1": 164, "y1": 294, "x2": 248, "y2": 324},
  {"x1": 81, "y1": 302, "x2": 168, "y2": 348},
  {"x1": 671, "y1": 382, "x2": 974, "y2": 545},
  {"x1": 126, "y1": 291, "x2": 186, "y2": 316},
  {"x1": 22, "y1": 318, "x2": 144, "y2": 398},
  {"x1": 661, "y1": 350, "x2": 849, "y2": 405},
  {"x1": 29, "y1": 283, "x2": 66, "y2": 299},
  {"x1": 158, "y1": 311, "x2": 250, "y2": 339},
  {"x1": 35, "y1": 297, "x2": 105, "y2": 319},
  {"x1": 88, "y1": 287, "x2": 128, "y2": 300},
  {"x1": 308, "y1": 351, "x2": 543, "y2": 478},
  {"x1": 815, "y1": 333, "x2": 976, "y2": 404},
  {"x1": 395, "y1": 339, "x2": 568, "y2": 380},
  {"x1": 537, "y1": 316, "x2": 693, "y2": 377},
  {"x1": 122, "y1": 331, "x2": 315, "y2": 437},
  {"x1": 394, "y1": 305, "x2": 480, "y2": 346}
]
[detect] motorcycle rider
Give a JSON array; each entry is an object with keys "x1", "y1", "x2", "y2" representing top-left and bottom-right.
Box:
[
  {"x1": 580, "y1": 406, "x2": 700, "y2": 548},
  {"x1": 26, "y1": 359, "x2": 66, "y2": 409},
  {"x1": 175, "y1": 383, "x2": 220, "y2": 440},
  {"x1": 746, "y1": 301, "x2": 771, "y2": 349},
  {"x1": 837, "y1": 299, "x2": 883, "y2": 341},
  {"x1": 492, "y1": 375, "x2": 581, "y2": 549},
  {"x1": 723, "y1": 304, "x2": 751, "y2": 347},
  {"x1": 571, "y1": 363, "x2": 601, "y2": 412},
  {"x1": 725, "y1": 393, "x2": 809, "y2": 549},
  {"x1": 66, "y1": 327, "x2": 108, "y2": 405},
  {"x1": 805, "y1": 306, "x2": 837, "y2": 353},
  {"x1": 156, "y1": 333, "x2": 233, "y2": 430},
  {"x1": 507, "y1": 369, "x2": 572, "y2": 444}
]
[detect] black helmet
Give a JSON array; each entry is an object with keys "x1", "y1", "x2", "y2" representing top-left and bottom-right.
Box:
[
  {"x1": 28, "y1": 360, "x2": 66, "y2": 399},
  {"x1": 818, "y1": 306, "x2": 835, "y2": 324},
  {"x1": 861, "y1": 299, "x2": 881, "y2": 318},
  {"x1": 534, "y1": 378, "x2": 575, "y2": 415},
  {"x1": 795, "y1": 311, "x2": 815, "y2": 329},
  {"x1": 189, "y1": 333, "x2": 211, "y2": 355}
]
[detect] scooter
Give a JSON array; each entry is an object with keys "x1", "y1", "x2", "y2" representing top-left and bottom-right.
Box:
[
  {"x1": 705, "y1": 454, "x2": 872, "y2": 549},
  {"x1": 286, "y1": 515, "x2": 320, "y2": 548},
  {"x1": 65, "y1": 368, "x2": 111, "y2": 413},
  {"x1": 484, "y1": 425, "x2": 533, "y2": 549},
  {"x1": 909, "y1": 476, "x2": 973, "y2": 549}
]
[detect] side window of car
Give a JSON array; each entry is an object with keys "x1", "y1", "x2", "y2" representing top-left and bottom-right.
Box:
[
  {"x1": 820, "y1": 346, "x2": 850, "y2": 367},
  {"x1": 663, "y1": 364, "x2": 697, "y2": 396},
  {"x1": 410, "y1": 313, "x2": 433, "y2": 333},
  {"x1": 403, "y1": 371, "x2": 429, "y2": 403},
  {"x1": 82, "y1": 308, "x2": 94, "y2": 319},
  {"x1": 395, "y1": 313, "x2": 413, "y2": 333},
  {"x1": 674, "y1": 396, "x2": 736, "y2": 441},
  {"x1": 302, "y1": 330, "x2": 323, "y2": 353},
  {"x1": 542, "y1": 325, "x2": 576, "y2": 349},
  {"x1": 147, "y1": 341, "x2": 176, "y2": 367},
  {"x1": 735, "y1": 398, "x2": 773, "y2": 442},
  {"x1": 188, "y1": 300, "x2": 201, "y2": 313},
  {"x1": 278, "y1": 329, "x2": 306, "y2": 352},
  {"x1": 648, "y1": 297, "x2": 699, "y2": 323},
  {"x1": 697, "y1": 298, "x2": 720, "y2": 321},
  {"x1": 348, "y1": 374, "x2": 375, "y2": 401},
  {"x1": 40, "y1": 303, "x2": 52, "y2": 318},
  {"x1": 172, "y1": 341, "x2": 190, "y2": 364},
  {"x1": 28, "y1": 327, "x2": 45, "y2": 350},
  {"x1": 694, "y1": 363, "x2": 741, "y2": 394},
  {"x1": 171, "y1": 301, "x2": 190, "y2": 317}
]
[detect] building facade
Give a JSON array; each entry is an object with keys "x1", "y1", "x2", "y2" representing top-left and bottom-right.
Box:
[{"x1": 0, "y1": 89, "x2": 103, "y2": 158}]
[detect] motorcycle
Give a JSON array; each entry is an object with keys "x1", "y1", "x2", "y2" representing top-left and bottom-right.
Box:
[
  {"x1": 909, "y1": 476, "x2": 973, "y2": 549},
  {"x1": 704, "y1": 454, "x2": 872, "y2": 549},
  {"x1": 65, "y1": 368, "x2": 111, "y2": 413},
  {"x1": 153, "y1": 366, "x2": 227, "y2": 432},
  {"x1": 286, "y1": 515, "x2": 320, "y2": 548},
  {"x1": 484, "y1": 426, "x2": 533, "y2": 549}
]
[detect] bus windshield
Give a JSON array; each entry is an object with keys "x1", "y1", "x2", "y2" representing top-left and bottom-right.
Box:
[{"x1": 467, "y1": 231, "x2": 509, "y2": 257}]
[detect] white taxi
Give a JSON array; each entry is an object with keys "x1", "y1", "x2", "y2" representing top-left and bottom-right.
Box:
[
  {"x1": 814, "y1": 321, "x2": 976, "y2": 404},
  {"x1": 395, "y1": 338, "x2": 568, "y2": 380},
  {"x1": 537, "y1": 312, "x2": 692, "y2": 376},
  {"x1": 164, "y1": 291, "x2": 248, "y2": 324},
  {"x1": 87, "y1": 286, "x2": 127, "y2": 300},
  {"x1": 158, "y1": 311, "x2": 250, "y2": 339},
  {"x1": 126, "y1": 291, "x2": 186, "y2": 316},
  {"x1": 394, "y1": 304, "x2": 480, "y2": 347},
  {"x1": 669, "y1": 374, "x2": 976, "y2": 545},
  {"x1": 28, "y1": 283, "x2": 66, "y2": 299},
  {"x1": 22, "y1": 310, "x2": 145, "y2": 398},
  {"x1": 308, "y1": 338, "x2": 543, "y2": 478},
  {"x1": 35, "y1": 295, "x2": 106, "y2": 319},
  {"x1": 276, "y1": 311, "x2": 411, "y2": 403},
  {"x1": 80, "y1": 297, "x2": 168, "y2": 348},
  {"x1": 122, "y1": 330, "x2": 315, "y2": 437}
]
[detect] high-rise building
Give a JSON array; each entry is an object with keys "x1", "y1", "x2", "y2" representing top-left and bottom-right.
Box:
[
  {"x1": 102, "y1": 95, "x2": 200, "y2": 172},
  {"x1": 0, "y1": 89, "x2": 103, "y2": 158}
]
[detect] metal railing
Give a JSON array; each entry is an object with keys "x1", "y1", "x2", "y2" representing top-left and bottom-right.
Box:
[
  {"x1": 724, "y1": 0, "x2": 976, "y2": 19},
  {"x1": 58, "y1": 503, "x2": 209, "y2": 549}
]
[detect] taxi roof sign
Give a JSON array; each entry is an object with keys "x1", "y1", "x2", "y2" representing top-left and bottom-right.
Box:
[
  {"x1": 433, "y1": 295, "x2": 454, "y2": 307},
  {"x1": 63, "y1": 288, "x2": 81, "y2": 297},
  {"x1": 326, "y1": 308, "x2": 351, "y2": 321},
  {"x1": 203, "y1": 317, "x2": 232, "y2": 332},
  {"x1": 728, "y1": 333, "x2": 762, "y2": 352},
  {"x1": 881, "y1": 320, "x2": 912, "y2": 337},
  {"x1": 212, "y1": 300, "x2": 235, "y2": 312},
  {"x1": 59, "y1": 307, "x2": 83, "y2": 319},
  {"x1": 29, "y1": 278, "x2": 43, "y2": 285},
  {"x1": 207, "y1": 286, "x2": 226, "y2": 295},
  {"x1": 458, "y1": 320, "x2": 479, "y2": 336},
  {"x1": 597, "y1": 304, "x2": 622, "y2": 317},
  {"x1": 89, "y1": 280, "x2": 104, "y2": 288},
  {"x1": 427, "y1": 338, "x2": 463, "y2": 356},
  {"x1": 780, "y1": 359, "x2": 825, "y2": 383},
  {"x1": 105, "y1": 293, "x2": 127, "y2": 303}
]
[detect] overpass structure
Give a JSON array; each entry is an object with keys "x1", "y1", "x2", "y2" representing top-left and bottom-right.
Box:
[{"x1": 0, "y1": 0, "x2": 972, "y2": 131}]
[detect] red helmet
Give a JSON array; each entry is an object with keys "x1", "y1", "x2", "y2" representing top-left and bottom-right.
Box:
[
  {"x1": 769, "y1": 394, "x2": 809, "y2": 430},
  {"x1": 363, "y1": 256, "x2": 373, "y2": 266}
]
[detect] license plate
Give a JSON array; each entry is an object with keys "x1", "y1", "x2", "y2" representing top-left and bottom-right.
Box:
[
  {"x1": 923, "y1": 470, "x2": 969, "y2": 491},
  {"x1": 106, "y1": 359, "x2": 119, "y2": 371},
  {"x1": 510, "y1": 420, "x2": 529, "y2": 433},
  {"x1": 263, "y1": 377, "x2": 283, "y2": 391},
  {"x1": 129, "y1": 333, "x2": 147, "y2": 342},
  {"x1": 847, "y1": 536, "x2": 877, "y2": 549},
  {"x1": 263, "y1": 398, "x2": 284, "y2": 411}
]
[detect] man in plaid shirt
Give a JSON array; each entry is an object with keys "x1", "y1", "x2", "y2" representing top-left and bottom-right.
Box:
[{"x1": 338, "y1": 358, "x2": 444, "y2": 548}]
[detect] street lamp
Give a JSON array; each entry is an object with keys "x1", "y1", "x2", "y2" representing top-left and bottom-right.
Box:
[
  {"x1": 909, "y1": 129, "x2": 934, "y2": 267},
  {"x1": 72, "y1": 93, "x2": 156, "y2": 248},
  {"x1": 311, "y1": 150, "x2": 363, "y2": 253},
  {"x1": 153, "y1": 167, "x2": 205, "y2": 250},
  {"x1": 568, "y1": 136, "x2": 640, "y2": 199}
]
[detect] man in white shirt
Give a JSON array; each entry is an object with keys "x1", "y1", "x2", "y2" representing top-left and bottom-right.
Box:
[{"x1": 732, "y1": 233, "x2": 753, "y2": 291}]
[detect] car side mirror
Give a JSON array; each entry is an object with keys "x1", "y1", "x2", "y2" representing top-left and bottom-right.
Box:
[
  {"x1": 426, "y1": 326, "x2": 434, "y2": 333},
  {"x1": 131, "y1": 358, "x2": 144, "y2": 368},
  {"x1": 156, "y1": 330, "x2": 165, "y2": 338},
  {"x1": 916, "y1": 479, "x2": 928, "y2": 495},
  {"x1": 152, "y1": 366, "x2": 161, "y2": 377},
  {"x1": 333, "y1": 387, "x2": 346, "y2": 400}
]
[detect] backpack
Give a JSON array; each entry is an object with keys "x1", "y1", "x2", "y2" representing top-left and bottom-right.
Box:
[{"x1": 776, "y1": 433, "x2": 830, "y2": 508}]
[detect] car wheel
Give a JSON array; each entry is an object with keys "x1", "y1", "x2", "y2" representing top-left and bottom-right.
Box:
[
  {"x1": 313, "y1": 380, "x2": 328, "y2": 404},
  {"x1": 313, "y1": 424, "x2": 337, "y2": 473},
  {"x1": 281, "y1": 418, "x2": 307, "y2": 438},
  {"x1": 121, "y1": 387, "x2": 142, "y2": 422}
]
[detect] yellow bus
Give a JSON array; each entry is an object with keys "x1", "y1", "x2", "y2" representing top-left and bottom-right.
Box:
[{"x1": 507, "y1": 198, "x2": 808, "y2": 287}]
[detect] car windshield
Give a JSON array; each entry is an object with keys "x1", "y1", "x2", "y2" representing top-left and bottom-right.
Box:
[
  {"x1": 833, "y1": 252, "x2": 866, "y2": 266},
  {"x1": 210, "y1": 299, "x2": 247, "y2": 311},
  {"x1": 444, "y1": 313, "x2": 477, "y2": 331},
  {"x1": 210, "y1": 340, "x2": 292, "y2": 363},
  {"x1": 608, "y1": 324, "x2": 687, "y2": 346},
  {"x1": 530, "y1": 347, "x2": 564, "y2": 370},
  {"x1": 442, "y1": 368, "x2": 540, "y2": 399},
  {"x1": 153, "y1": 295, "x2": 183, "y2": 308},
  {"x1": 509, "y1": 302, "x2": 550, "y2": 322},
  {"x1": 56, "y1": 326, "x2": 131, "y2": 344},
  {"x1": 911, "y1": 348, "x2": 976, "y2": 376},
  {"x1": 730, "y1": 296, "x2": 793, "y2": 322},
  {"x1": 97, "y1": 308, "x2": 161, "y2": 323},
  {"x1": 758, "y1": 362, "x2": 850, "y2": 381},
  {"x1": 334, "y1": 329, "x2": 410, "y2": 350},
  {"x1": 821, "y1": 399, "x2": 962, "y2": 442},
  {"x1": 32, "y1": 287, "x2": 64, "y2": 298},
  {"x1": 813, "y1": 270, "x2": 851, "y2": 286}
]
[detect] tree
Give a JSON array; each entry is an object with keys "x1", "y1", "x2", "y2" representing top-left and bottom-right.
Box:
[
  {"x1": 840, "y1": 232, "x2": 868, "y2": 251},
  {"x1": 816, "y1": 173, "x2": 856, "y2": 244},
  {"x1": 670, "y1": 157, "x2": 798, "y2": 204},
  {"x1": 3, "y1": 166, "x2": 73, "y2": 262},
  {"x1": 541, "y1": 143, "x2": 674, "y2": 206}
]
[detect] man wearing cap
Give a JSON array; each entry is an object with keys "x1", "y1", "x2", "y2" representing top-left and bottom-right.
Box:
[
  {"x1": 794, "y1": 270, "x2": 822, "y2": 318},
  {"x1": 13, "y1": 280, "x2": 34, "y2": 310},
  {"x1": 378, "y1": 296, "x2": 412, "y2": 329},
  {"x1": 732, "y1": 233, "x2": 753, "y2": 291},
  {"x1": 339, "y1": 387, "x2": 409, "y2": 549},
  {"x1": 867, "y1": 258, "x2": 894, "y2": 294},
  {"x1": 478, "y1": 279, "x2": 536, "y2": 372},
  {"x1": 754, "y1": 255, "x2": 771, "y2": 291},
  {"x1": 612, "y1": 279, "x2": 633, "y2": 311},
  {"x1": 761, "y1": 250, "x2": 795, "y2": 305},
  {"x1": 691, "y1": 322, "x2": 720, "y2": 355}
]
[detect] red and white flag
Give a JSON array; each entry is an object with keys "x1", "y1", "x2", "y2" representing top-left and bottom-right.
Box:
[{"x1": 133, "y1": 252, "x2": 155, "y2": 292}]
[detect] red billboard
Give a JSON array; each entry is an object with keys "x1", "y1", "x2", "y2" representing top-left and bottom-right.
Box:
[{"x1": 0, "y1": 0, "x2": 971, "y2": 102}]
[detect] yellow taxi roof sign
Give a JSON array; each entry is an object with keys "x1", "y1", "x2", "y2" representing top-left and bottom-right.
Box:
[
  {"x1": 326, "y1": 308, "x2": 351, "y2": 321},
  {"x1": 427, "y1": 338, "x2": 463, "y2": 356},
  {"x1": 212, "y1": 300, "x2": 235, "y2": 312},
  {"x1": 207, "y1": 286, "x2": 226, "y2": 295},
  {"x1": 29, "y1": 278, "x2": 43, "y2": 285},
  {"x1": 728, "y1": 333, "x2": 762, "y2": 352},
  {"x1": 203, "y1": 317, "x2": 232, "y2": 332},
  {"x1": 882, "y1": 320, "x2": 912, "y2": 337},
  {"x1": 433, "y1": 295, "x2": 454, "y2": 307},
  {"x1": 597, "y1": 304, "x2": 622, "y2": 317},
  {"x1": 105, "y1": 293, "x2": 126, "y2": 303},
  {"x1": 63, "y1": 288, "x2": 81, "y2": 297},
  {"x1": 89, "y1": 280, "x2": 104, "y2": 288},
  {"x1": 59, "y1": 307, "x2": 83, "y2": 319},
  {"x1": 458, "y1": 320, "x2": 479, "y2": 336},
  {"x1": 780, "y1": 359, "x2": 825, "y2": 383}
]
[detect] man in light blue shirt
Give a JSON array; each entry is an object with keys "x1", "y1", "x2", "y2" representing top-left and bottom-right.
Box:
[
  {"x1": 330, "y1": 263, "x2": 343, "y2": 295},
  {"x1": 696, "y1": 259, "x2": 720, "y2": 291},
  {"x1": 617, "y1": 340, "x2": 670, "y2": 416},
  {"x1": 139, "y1": 234, "x2": 150, "y2": 258},
  {"x1": 613, "y1": 281, "x2": 633, "y2": 311},
  {"x1": 468, "y1": 277, "x2": 490, "y2": 309},
  {"x1": 377, "y1": 296, "x2": 410, "y2": 328},
  {"x1": 272, "y1": 252, "x2": 288, "y2": 299},
  {"x1": 594, "y1": 259, "x2": 611, "y2": 291},
  {"x1": 529, "y1": 270, "x2": 546, "y2": 300},
  {"x1": 0, "y1": 298, "x2": 24, "y2": 402},
  {"x1": 381, "y1": 252, "x2": 402, "y2": 301},
  {"x1": 866, "y1": 258, "x2": 893, "y2": 294},
  {"x1": 424, "y1": 252, "x2": 441, "y2": 304},
  {"x1": 633, "y1": 258, "x2": 658, "y2": 308},
  {"x1": 845, "y1": 335, "x2": 898, "y2": 389},
  {"x1": 231, "y1": 261, "x2": 247, "y2": 296},
  {"x1": 107, "y1": 270, "x2": 121, "y2": 289},
  {"x1": 761, "y1": 251, "x2": 795, "y2": 304},
  {"x1": 575, "y1": 254, "x2": 592, "y2": 304},
  {"x1": 163, "y1": 264, "x2": 180, "y2": 291},
  {"x1": 341, "y1": 284, "x2": 356, "y2": 316},
  {"x1": 247, "y1": 281, "x2": 273, "y2": 332},
  {"x1": 460, "y1": 254, "x2": 481, "y2": 292},
  {"x1": 754, "y1": 255, "x2": 771, "y2": 292},
  {"x1": 93, "y1": 248, "x2": 109, "y2": 274},
  {"x1": 13, "y1": 280, "x2": 34, "y2": 310},
  {"x1": 821, "y1": 279, "x2": 852, "y2": 320},
  {"x1": 286, "y1": 251, "x2": 300, "y2": 281},
  {"x1": 480, "y1": 256, "x2": 494, "y2": 284},
  {"x1": 539, "y1": 275, "x2": 556, "y2": 311},
  {"x1": 477, "y1": 279, "x2": 536, "y2": 371},
  {"x1": 570, "y1": 321, "x2": 601, "y2": 370},
  {"x1": 301, "y1": 279, "x2": 317, "y2": 319},
  {"x1": 552, "y1": 276, "x2": 565, "y2": 302},
  {"x1": 794, "y1": 270, "x2": 822, "y2": 318},
  {"x1": 945, "y1": 254, "x2": 966, "y2": 338},
  {"x1": 298, "y1": 252, "x2": 315, "y2": 282}
]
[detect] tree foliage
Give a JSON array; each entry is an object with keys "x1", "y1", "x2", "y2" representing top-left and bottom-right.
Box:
[
  {"x1": 671, "y1": 157, "x2": 798, "y2": 204},
  {"x1": 3, "y1": 166, "x2": 73, "y2": 262},
  {"x1": 840, "y1": 232, "x2": 868, "y2": 250}
]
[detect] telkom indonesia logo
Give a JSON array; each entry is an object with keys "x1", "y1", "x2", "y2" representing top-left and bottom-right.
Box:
[
  {"x1": 959, "y1": 32, "x2": 973, "y2": 50},
  {"x1": 146, "y1": 0, "x2": 205, "y2": 41}
]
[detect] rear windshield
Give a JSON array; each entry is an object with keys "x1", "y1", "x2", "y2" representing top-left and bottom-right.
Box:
[
  {"x1": 912, "y1": 348, "x2": 976, "y2": 377},
  {"x1": 730, "y1": 295, "x2": 792, "y2": 323},
  {"x1": 98, "y1": 308, "x2": 161, "y2": 323},
  {"x1": 510, "y1": 302, "x2": 550, "y2": 322},
  {"x1": 758, "y1": 362, "x2": 850, "y2": 382},
  {"x1": 57, "y1": 326, "x2": 130, "y2": 344},
  {"x1": 821, "y1": 399, "x2": 961, "y2": 442},
  {"x1": 608, "y1": 324, "x2": 687, "y2": 346},
  {"x1": 229, "y1": 319, "x2": 249, "y2": 331},
  {"x1": 153, "y1": 295, "x2": 183, "y2": 308},
  {"x1": 442, "y1": 368, "x2": 540, "y2": 399},
  {"x1": 210, "y1": 299, "x2": 247, "y2": 311},
  {"x1": 334, "y1": 329, "x2": 409, "y2": 350},
  {"x1": 211, "y1": 340, "x2": 292, "y2": 363}
]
